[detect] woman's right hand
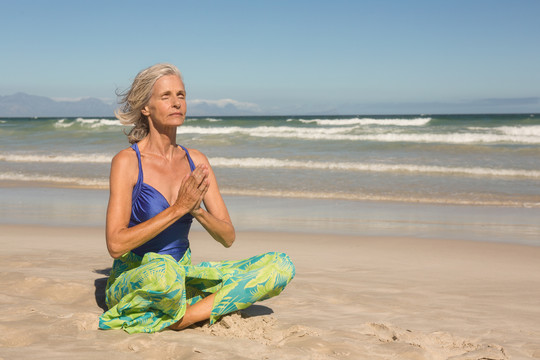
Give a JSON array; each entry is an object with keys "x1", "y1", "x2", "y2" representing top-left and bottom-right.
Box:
[{"x1": 173, "y1": 164, "x2": 209, "y2": 214}]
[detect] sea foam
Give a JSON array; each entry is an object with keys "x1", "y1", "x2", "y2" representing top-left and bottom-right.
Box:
[
  {"x1": 495, "y1": 125, "x2": 540, "y2": 137},
  {"x1": 218, "y1": 188, "x2": 539, "y2": 207},
  {"x1": 290, "y1": 117, "x2": 432, "y2": 126},
  {"x1": 0, "y1": 153, "x2": 112, "y2": 163},
  {"x1": 0, "y1": 172, "x2": 108, "y2": 187},
  {"x1": 54, "y1": 118, "x2": 122, "y2": 128},
  {"x1": 178, "y1": 125, "x2": 540, "y2": 144},
  {"x1": 208, "y1": 157, "x2": 540, "y2": 178}
]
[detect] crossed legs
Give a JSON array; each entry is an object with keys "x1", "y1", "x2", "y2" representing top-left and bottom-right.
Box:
[{"x1": 167, "y1": 292, "x2": 217, "y2": 330}]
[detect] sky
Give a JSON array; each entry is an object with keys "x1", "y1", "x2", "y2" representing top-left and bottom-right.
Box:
[{"x1": 1, "y1": 0, "x2": 539, "y2": 115}]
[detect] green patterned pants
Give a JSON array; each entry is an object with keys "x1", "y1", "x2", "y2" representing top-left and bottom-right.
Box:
[{"x1": 98, "y1": 250, "x2": 295, "y2": 333}]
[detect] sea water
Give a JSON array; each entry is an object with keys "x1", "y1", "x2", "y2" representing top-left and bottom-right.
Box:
[
  {"x1": 2, "y1": 114, "x2": 539, "y2": 206},
  {"x1": 1, "y1": 114, "x2": 539, "y2": 244}
]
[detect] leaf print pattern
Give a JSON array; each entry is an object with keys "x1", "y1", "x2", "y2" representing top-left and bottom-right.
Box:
[{"x1": 99, "y1": 250, "x2": 295, "y2": 333}]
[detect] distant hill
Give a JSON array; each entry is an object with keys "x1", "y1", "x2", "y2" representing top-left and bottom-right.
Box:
[
  {"x1": 0, "y1": 92, "x2": 261, "y2": 117},
  {"x1": 0, "y1": 93, "x2": 116, "y2": 117},
  {"x1": 188, "y1": 99, "x2": 261, "y2": 116}
]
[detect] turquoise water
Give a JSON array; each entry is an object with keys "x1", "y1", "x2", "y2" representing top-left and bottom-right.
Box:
[{"x1": 1, "y1": 114, "x2": 539, "y2": 207}]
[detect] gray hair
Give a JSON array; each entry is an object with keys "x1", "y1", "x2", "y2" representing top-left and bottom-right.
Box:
[{"x1": 116, "y1": 63, "x2": 183, "y2": 144}]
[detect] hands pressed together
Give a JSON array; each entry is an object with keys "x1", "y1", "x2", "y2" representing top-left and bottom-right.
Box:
[{"x1": 174, "y1": 164, "x2": 210, "y2": 216}]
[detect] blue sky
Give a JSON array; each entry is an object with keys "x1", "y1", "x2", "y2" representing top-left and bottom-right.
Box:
[{"x1": 1, "y1": 0, "x2": 539, "y2": 115}]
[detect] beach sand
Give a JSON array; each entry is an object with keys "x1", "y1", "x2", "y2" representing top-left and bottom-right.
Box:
[{"x1": 1, "y1": 224, "x2": 539, "y2": 359}]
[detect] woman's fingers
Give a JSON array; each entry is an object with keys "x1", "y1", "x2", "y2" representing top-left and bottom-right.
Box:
[
  {"x1": 190, "y1": 179, "x2": 209, "y2": 215},
  {"x1": 199, "y1": 178, "x2": 210, "y2": 196},
  {"x1": 175, "y1": 165, "x2": 209, "y2": 212},
  {"x1": 191, "y1": 164, "x2": 208, "y2": 186}
]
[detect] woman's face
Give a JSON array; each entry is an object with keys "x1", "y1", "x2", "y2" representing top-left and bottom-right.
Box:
[{"x1": 142, "y1": 74, "x2": 186, "y2": 128}]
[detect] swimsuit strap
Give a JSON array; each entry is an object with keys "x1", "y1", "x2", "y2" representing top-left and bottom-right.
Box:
[
  {"x1": 178, "y1": 145, "x2": 196, "y2": 171},
  {"x1": 131, "y1": 143, "x2": 144, "y2": 200},
  {"x1": 130, "y1": 143, "x2": 195, "y2": 200}
]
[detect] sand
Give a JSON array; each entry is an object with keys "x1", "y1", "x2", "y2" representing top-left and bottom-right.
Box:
[{"x1": 1, "y1": 224, "x2": 539, "y2": 359}]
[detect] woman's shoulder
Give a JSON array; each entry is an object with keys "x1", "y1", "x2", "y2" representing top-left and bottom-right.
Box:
[
  {"x1": 113, "y1": 146, "x2": 137, "y2": 163},
  {"x1": 109, "y1": 146, "x2": 139, "y2": 186},
  {"x1": 111, "y1": 146, "x2": 139, "y2": 172},
  {"x1": 183, "y1": 147, "x2": 209, "y2": 165}
]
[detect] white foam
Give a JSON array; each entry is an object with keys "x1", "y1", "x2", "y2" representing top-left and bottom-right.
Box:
[
  {"x1": 0, "y1": 172, "x2": 108, "y2": 187},
  {"x1": 495, "y1": 125, "x2": 540, "y2": 137},
  {"x1": 219, "y1": 188, "x2": 538, "y2": 207},
  {"x1": 209, "y1": 157, "x2": 540, "y2": 179},
  {"x1": 0, "y1": 153, "x2": 112, "y2": 163},
  {"x1": 178, "y1": 125, "x2": 356, "y2": 137},
  {"x1": 53, "y1": 119, "x2": 73, "y2": 128},
  {"x1": 186, "y1": 118, "x2": 223, "y2": 123},
  {"x1": 178, "y1": 125, "x2": 540, "y2": 144},
  {"x1": 353, "y1": 132, "x2": 540, "y2": 144},
  {"x1": 53, "y1": 118, "x2": 122, "y2": 129},
  {"x1": 291, "y1": 117, "x2": 432, "y2": 126},
  {"x1": 75, "y1": 118, "x2": 123, "y2": 128},
  {"x1": 5, "y1": 151, "x2": 535, "y2": 178}
]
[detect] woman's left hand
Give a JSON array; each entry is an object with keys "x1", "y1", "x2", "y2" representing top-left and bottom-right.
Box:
[
  {"x1": 173, "y1": 164, "x2": 209, "y2": 215},
  {"x1": 190, "y1": 172, "x2": 210, "y2": 217},
  {"x1": 184, "y1": 149, "x2": 235, "y2": 247}
]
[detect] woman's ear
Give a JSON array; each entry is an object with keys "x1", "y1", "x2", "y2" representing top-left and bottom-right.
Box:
[{"x1": 141, "y1": 106, "x2": 150, "y2": 116}]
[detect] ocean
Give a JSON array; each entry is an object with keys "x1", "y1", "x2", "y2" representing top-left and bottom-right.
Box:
[{"x1": 1, "y1": 114, "x2": 539, "y2": 244}]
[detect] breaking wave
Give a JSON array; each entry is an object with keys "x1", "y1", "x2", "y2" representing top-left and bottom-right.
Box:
[
  {"x1": 289, "y1": 117, "x2": 431, "y2": 126},
  {"x1": 209, "y1": 157, "x2": 540, "y2": 178}
]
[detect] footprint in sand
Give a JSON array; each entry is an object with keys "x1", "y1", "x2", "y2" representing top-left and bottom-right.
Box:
[
  {"x1": 363, "y1": 323, "x2": 507, "y2": 360},
  {"x1": 197, "y1": 311, "x2": 320, "y2": 346}
]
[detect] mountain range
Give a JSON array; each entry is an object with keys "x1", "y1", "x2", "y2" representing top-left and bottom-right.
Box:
[
  {"x1": 0, "y1": 93, "x2": 261, "y2": 117},
  {"x1": 0, "y1": 93, "x2": 116, "y2": 117}
]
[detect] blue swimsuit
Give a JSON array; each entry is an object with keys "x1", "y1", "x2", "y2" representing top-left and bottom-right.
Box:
[{"x1": 129, "y1": 142, "x2": 195, "y2": 261}]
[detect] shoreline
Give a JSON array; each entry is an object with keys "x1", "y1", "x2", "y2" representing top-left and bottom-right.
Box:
[
  {"x1": 1, "y1": 184, "x2": 539, "y2": 247},
  {"x1": 1, "y1": 224, "x2": 540, "y2": 359},
  {"x1": 1, "y1": 178, "x2": 539, "y2": 208}
]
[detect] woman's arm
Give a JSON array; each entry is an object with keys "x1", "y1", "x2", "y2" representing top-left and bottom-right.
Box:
[
  {"x1": 105, "y1": 149, "x2": 209, "y2": 258},
  {"x1": 188, "y1": 149, "x2": 236, "y2": 247}
]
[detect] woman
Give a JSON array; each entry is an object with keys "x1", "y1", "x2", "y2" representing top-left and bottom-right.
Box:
[{"x1": 99, "y1": 63, "x2": 295, "y2": 333}]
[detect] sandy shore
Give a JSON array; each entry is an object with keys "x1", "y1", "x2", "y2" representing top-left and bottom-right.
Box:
[{"x1": 1, "y1": 224, "x2": 539, "y2": 359}]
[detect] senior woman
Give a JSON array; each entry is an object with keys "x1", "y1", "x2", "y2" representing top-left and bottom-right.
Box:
[{"x1": 99, "y1": 63, "x2": 295, "y2": 333}]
